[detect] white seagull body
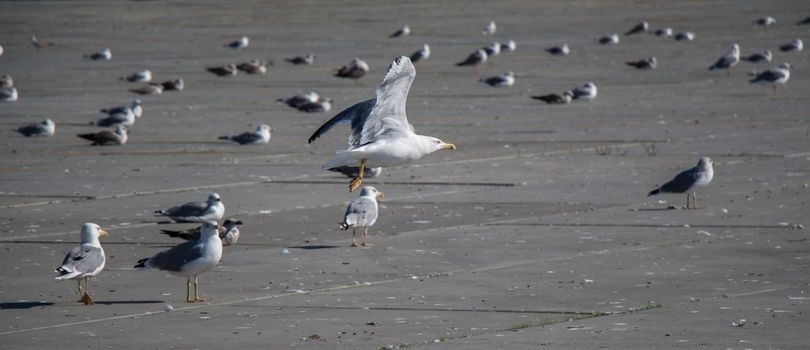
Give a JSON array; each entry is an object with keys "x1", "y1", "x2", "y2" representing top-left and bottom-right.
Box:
[
  {"x1": 154, "y1": 192, "x2": 225, "y2": 223},
  {"x1": 55, "y1": 223, "x2": 108, "y2": 305}
]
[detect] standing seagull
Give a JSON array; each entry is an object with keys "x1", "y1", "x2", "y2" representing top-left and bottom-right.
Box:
[
  {"x1": 54, "y1": 223, "x2": 108, "y2": 305},
  {"x1": 626, "y1": 56, "x2": 657, "y2": 69},
  {"x1": 779, "y1": 39, "x2": 803, "y2": 52},
  {"x1": 709, "y1": 44, "x2": 740, "y2": 75},
  {"x1": 648, "y1": 157, "x2": 714, "y2": 209},
  {"x1": 16, "y1": 119, "x2": 55, "y2": 137},
  {"x1": 500, "y1": 40, "x2": 517, "y2": 53},
  {"x1": 340, "y1": 186, "x2": 384, "y2": 247},
  {"x1": 84, "y1": 48, "x2": 111, "y2": 61},
  {"x1": 219, "y1": 124, "x2": 272, "y2": 145},
  {"x1": 154, "y1": 192, "x2": 225, "y2": 223},
  {"x1": 225, "y1": 36, "x2": 249, "y2": 50},
  {"x1": 77, "y1": 125, "x2": 127, "y2": 146},
  {"x1": 135, "y1": 220, "x2": 223, "y2": 302},
  {"x1": 335, "y1": 58, "x2": 370, "y2": 81},
  {"x1": 390, "y1": 25, "x2": 411, "y2": 38},
  {"x1": 572, "y1": 82, "x2": 597, "y2": 101},
  {"x1": 482, "y1": 42, "x2": 502, "y2": 57},
  {"x1": 482, "y1": 21, "x2": 496, "y2": 36},
  {"x1": 749, "y1": 63, "x2": 791, "y2": 94},
  {"x1": 308, "y1": 56, "x2": 456, "y2": 192},
  {"x1": 409, "y1": 44, "x2": 431, "y2": 64},
  {"x1": 480, "y1": 71, "x2": 515, "y2": 87},
  {"x1": 456, "y1": 48, "x2": 488, "y2": 67},
  {"x1": 625, "y1": 21, "x2": 649, "y2": 35},
  {"x1": 160, "y1": 218, "x2": 243, "y2": 246}
]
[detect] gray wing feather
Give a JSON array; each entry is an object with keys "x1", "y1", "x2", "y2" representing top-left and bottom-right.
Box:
[
  {"x1": 659, "y1": 167, "x2": 700, "y2": 193},
  {"x1": 162, "y1": 201, "x2": 207, "y2": 217},
  {"x1": 361, "y1": 57, "x2": 416, "y2": 145},
  {"x1": 343, "y1": 197, "x2": 378, "y2": 227},
  {"x1": 58, "y1": 244, "x2": 104, "y2": 275},
  {"x1": 230, "y1": 132, "x2": 262, "y2": 144},
  {"x1": 146, "y1": 240, "x2": 204, "y2": 272}
]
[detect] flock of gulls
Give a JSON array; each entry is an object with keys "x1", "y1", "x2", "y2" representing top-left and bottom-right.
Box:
[{"x1": 2, "y1": 12, "x2": 806, "y2": 304}]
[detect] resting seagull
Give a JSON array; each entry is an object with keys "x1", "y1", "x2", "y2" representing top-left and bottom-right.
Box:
[
  {"x1": 648, "y1": 157, "x2": 714, "y2": 209},
  {"x1": 154, "y1": 192, "x2": 225, "y2": 223},
  {"x1": 160, "y1": 218, "x2": 243, "y2": 246},
  {"x1": 743, "y1": 50, "x2": 772, "y2": 63},
  {"x1": 390, "y1": 25, "x2": 410, "y2": 38},
  {"x1": 0, "y1": 86, "x2": 18, "y2": 102},
  {"x1": 626, "y1": 56, "x2": 657, "y2": 69},
  {"x1": 335, "y1": 58, "x2": 370, "y2": 81},
  {"x1": 308, "y1": 56, "x2": 456, "y2": 192},
  {"x1": 136, "y1": 220, "x2": 223, "y2": 302},
  {"x1": 482, "y1": 21, "x2": 496, "y2": 36},
  {"x1": 456, "y1": 49, "x2": 488, "y2": 66},
  {"x1": 572, "y1": 82, "x2": 597, "y2": 101},
  {"x1": 409, "y1": 44, "x2": 430, "y2": 64},
  {"x1": 17, "y1": 119, "x2": 55, "y2": 137},
  {"x1": 625, "y1": 21, "x2": 649, "y2": 35},
  {"x1": 120, "y1": 70, "x2": 152, "y2": 83},
  {"x1": 546, "y1": 44, "x2": 570, "y2": 56},
  {"x1": 225, "y1": 36, "x2": 249, "y2": 50},
  {"x1": 278, "y1": 92, "x2": 320, "y2": 109},
  {"x1": 93, "y1": 108, "x2": 135, "y2": 127},
  {"x1": 102, "y1": 99, "x2": 143, "y2": 119},
  {"x1": 480, "y1": 71, "x2": 515, "y2": 87},
  {"x1": 750, "y1": 63, "x2": 791, "y2": 94},
  {"x1": 598, "y1": 33, "x2": 620, "y2": 45},
  {"x1": 674, "y1": 32, "x2": 695, "y2": 41},
  {"x1": 779, "y1": 39, "x2": 803, "y2": 52},
  {"x1": 285, "y1": 53, "x2": 315, "y2": 65},
  {"x1": 531, "y1": 91, "x2": 573, "y2": 104},
  {"x1": 340, "y1": 186, "x2": 384, "y2": 247},
  {"x1": 709, "y1": 43, "x2": 740, "y2": 75},
  {"x1": 54, "y1": 223, "x2": 108, "y2": 305},
  {"x1": 219, "y1": 124, "x2": 272, "y2": 145},
  {"x1": 85, "y1": 48, "x2": 111, "y2": 61},
  {"x1": 297, "y1": 97, "x2": 332, "y2": 113},
  {"x1": 77, "y1": 125, "x2": 127, "y2": 146}
]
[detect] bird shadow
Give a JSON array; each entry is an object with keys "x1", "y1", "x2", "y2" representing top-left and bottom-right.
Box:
[
  {"x1": 0, "y1": 301, "x2": 54, "y2": 310},
  {"x1": 633, "y1": 206, "x2": 680, "y2": 211},
  {"x1": 287, "y1": 245, "x2": 341, "y2": 250},
  {"x1": 94, "y1": 300, "x2": 164, "y2": 305}
]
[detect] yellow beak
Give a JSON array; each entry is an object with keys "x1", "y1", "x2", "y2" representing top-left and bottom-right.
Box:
[
  {"x1": 377, "y1": 191, "x2": 385, "y2": 200},
  {"x1": 442, "y1": 143, "x2": 457, "y2": 150},
  {"x1": 99, "y1": 229, "x2": 109, "y2": 237}
]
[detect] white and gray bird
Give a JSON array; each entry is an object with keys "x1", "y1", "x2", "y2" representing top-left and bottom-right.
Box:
[
  {"x1": 77, "y1": 125, "x2": 127, "y2": 146},
  {"x1": 709, "y1": 44, "x2": 740, "y2": 73},
  {"x1": 207, "y1": 63, "x2": 238, "y2": 77},
  {"x1": 598, "y1": 33, "x2": 620, "y2": 45},
  {"x1": 625, "y1": 21, "x2": 649, "y2": 35},
  {"x1": 654, "y1": 27, "x2": 673, "y2": 37},
  {"x1": 409, "y1": 44, "x2": 431, "y2": 64},
  {"x1": 531, "y1": 90, "x2": 574, "y2": 105},
  {"x1": 750, "y1": 62, "x2": 791, "y2": 93},
  {"x1": 0, "y1": 86, "x2": 18, "y2": 102},
  {"x1": 102, "y1": 99, "x2": 143, "y2": 119},
  {"x1": 340, "y1": 186, "x2": 384, "y2": 247},
  {"x1": 161, "y1": 78, "x2": 185, "y2": 91},
  {"x1": 120, "y1": 70, "x2": 152, "y2": 83},
  {"x1": 648, "y1": 157, "x2": 714, "y2": 209},
  {"x1": 390, "y1": 25, "x2": 410, "y2": 38},
  {"x1": 779, "y1": 38, "x2": 803, "y2": 52},
  {"x1": 674, "y1": 31, "x2": 695, "y2": 41},
  {"x1": 0, "y1": 74, "x2": 13, "y2": 87},
  {"x1": 572, "y1": 82, "x2": 597, "y2": 101},
  {"x1": 285, "y1": 53, "x2": 315, "y2": 65},
  {"x1": 308, "y1": 56, "x2": 456, "y2": 192},
  {"x1": 500, "y1": 40, "x2": 517, "y2": 53},
  {"x1": 278, "y1": 91, "x2": 320, "y2": 109},
  {"x1": 335, "y1": 58, "x2": 370, "y2": 81},
  {"x1": 160, "y1": 218, "x2": 243, "y2": 246},
  {"x1": 226, "y1": 36, "x2": 249, "y2": 50},
  {"x1": 219, "y1": 124, "x2": 272, "y2": 145},
  {"x1": 136, "y1": 220, "x2": 223, "y2": 302},
  {"x1": 482, "y1": 21, "x2": 496, "y2": 36},
  {"x1": 626, "y1": 56, "x2": 657, "y2": 69},
  {"x1": 17, "y1": 119, "x2": 55, "y2": 137},
  {"x1": 129, "y1": 84, "x2": 163, "y2": 95},
  {"x1": 756, "y1": 16, "x2": 776, "y2": 26},
  {"x1": 743, "y1": 50, "x2": 773, "y2": 63},
  {"x1": 154, "y1": 193, "x2": 225, "y2": 223},
  {"x1": 297, "y1": 97, "x2": 332, "y2": 113},
  {"x1": 85, "y1": 48, "x2": 111, "y2": 61},
  {"x1": 546, "y1": 44, "x2": 570, "y2": 56},
  {"x1": 93, "y1": 108, "x2": 135, "y2": 127},
  {"x1": 236, "y1": 60, "x2": 268, "y2": 74},
  {"x1": 54, "y1": 223, "x2": 108, "y2": 305},
  {"x1": 456, "y1": 48, "x2": 488, "y2": 66},
  {"x1": 482, "y1": 41, "x2": 501, "y2": 57},
  {"x1": 480, "y1": 71, "x2": 515, "y2": 87}
]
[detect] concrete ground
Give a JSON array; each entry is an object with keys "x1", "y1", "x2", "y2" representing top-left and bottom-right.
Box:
[{"x1": 1, "y1": 0, "x2": 809, "y2": 348}]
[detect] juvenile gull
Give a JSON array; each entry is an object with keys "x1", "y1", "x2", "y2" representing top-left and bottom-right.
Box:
[
  {"x1": 572, "y1": 82, "x2": 597, "y2": 101},
  {"x1": 54, "y1": 223, "x2": 108, "y2": 305},
  {"x1": 160, "y1": 218, "x2": 243, "y2": 246},
  {"x1": 285, "y1": 53, "x2": 315, "y2": 65},
  {"x1": 743, "y1": 50, "x2": 773, "y2": 63},
  {"x1": 17, "y1": 119, "x2": 55, "y2": 137},
  {"x1": 329, "y1": 166, "x2": 383, "y2": 179},
  {"x1": 85, "y1": 48, "x2": 111, "y2": 61},
  {"x1": 225, "y1": 36, "x2": 249, "y2": 50},
  {"x1": 207, "y1": 63, "x2": 238, "y2": 77},
  {"x1": 531, "y1": 91, "x2": 573, "y2": 104},
  {"x1": 237, "y1": 60, "x2": 268, "y2": 74},
  {"x1": 546, "y1": 44, "x2": 570, "y2": 56},
  {"x1": 120, "y1": 70, "x2": 152, "y2": 83},
  {"x1": 135, "y1": 220, "x2": 223, "y2": 302},
  {"x1": 278, "y1": 91, "x2": 319, "y2": 109},
  {"x1": 480, "y1": 71, "x2": 515, "y2": 87},
  {"x1": 154, "y1": 192, "x2": 225, "y2": 223},
  {"x1": 709, "y1": 43, "x2": 740, "y2": 74},
  {"x1": 390, "y1": 25, "x2": 410, "y2": 38},
  {"x1": 335, "y1": 58, "x2": 369, "y2": 81},
  {"x1": 648, "y1": 157, "x2": 714, "y2": 209},
  {"x1": 409, "y1": 44, "x2": 430, "y2": 64},
  {"x1": 297, "y1": 97, "x2": 332, "y2": 113},
  {"x1": 102, "y1": 99, "x2": 143, "y2": 119},
  {"x1": 456, "y1": 48, "x2": 488, "y2": 66},
  {"x1": 161, "y1": 78, "x2": 184, "y2": 91},
  {"x1": 308, "y1": 56, "x2": 456, "y2": 192},
  {"x1": 626, "y1": 56, "x2": 657, "y2": 69},
  {"x1": 779, "y1": 38, "x2": 803, "y2": 52},
  {"x1": 674, "y1": 31, "x2": 695, "y2": 41},
  {"x1": 756, "y1": 16, "x2": 776, "y2": 26},
  {"x1": 129, "y1": 84, "x2": 163, "y2": 95},
  {"x1": 93, "y1": 108, "x2": 135, "y2": 127},
  {"x1": 340, "y1": 186, "x2": 383, "y2": 247},
  {"x1": 749, "y1": 62, "x2": 791, "y2": 93},
  {"x1": 482, "y1": 21, "x2": 496, "y2": 37},
  {"x1": 0, "y1": 86, "x2": 18, "y2": 102},
  {"x1": 77, "y1": 125, "x2": 127, "y2": 146},
  {"x1": 625, "y1": 21, "x2": 649, "y2": 35},
  {"x1": 654, "y1": 28, "x2": 673, "y2": 37},
  {"x1": 500, "y1": 40, "x2": 517, "y2": 53},
  {"x1": 219, "y1": 124, "x2": 272, "y2": 145},
  {"x1": 598, "y1": 33, "x2": 620, "y2": 45}
]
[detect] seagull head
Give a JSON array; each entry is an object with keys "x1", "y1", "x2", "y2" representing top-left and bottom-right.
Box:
[
  {"x1": 258, "y1": 124, "x2": 272, "y2": 133},
  {"x1": 698, "y1": 157, "x2": 713, "y2": 170},
  {"x1": 200, "y1": 220, "x2": 220, "y2": 237},
  {"x1": 81, "y1": 223, "x2": 108, "y2": 245},
  {"x1": 223, "y1": 218, "x2": 243, "y2": 229},
  {"x1": 207, "y1": 192, "x2": 222, "y2": 205},
  {"x1": 359, "y1": 186, "x2": 384, "y2": 200},
  {"x1": 420, "y1": 136, "x2": 456, "y2": 153},
  {"x1": 778, "y1": 62, "x2": 792, "y2": 70}
]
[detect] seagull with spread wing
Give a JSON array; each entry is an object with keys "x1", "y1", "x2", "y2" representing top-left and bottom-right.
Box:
[{"x1": 308, "y1": 56, "x2": 456, "y2": 192}]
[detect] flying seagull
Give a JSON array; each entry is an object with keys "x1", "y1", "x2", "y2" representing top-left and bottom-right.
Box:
[
  {"x1": 340, "y1": 186, "x2": 384, "y2": 247},
  {"x1": 648, "y1": 157, "x2": 714, "y2": 209},
  {"x1": 308, "y1": 56, "x2": 456, "y2": 192},
  {"x1": 54, "y1": 223, "x2": 108, "y2": 305}
]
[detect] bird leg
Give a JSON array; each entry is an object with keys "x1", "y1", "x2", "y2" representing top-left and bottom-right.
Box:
[
  {"x1": 193, "y1": 275, "x2": 206, "y2": 302},
  {"x1": 79, "y1": 276, "x2": 95, "y2": 305},
  {"x1": 186, "y1": 276, "x2": 193, "y2": 302},
  {"x1": 351, "y1": 228, "x2": 358, "y2": 247},
  {"x1": 361, "y1": 227, "x2": 370, "y2": 247},
  {"x1": 348, "y1": 159, "x2": 367, "y2": 192}
]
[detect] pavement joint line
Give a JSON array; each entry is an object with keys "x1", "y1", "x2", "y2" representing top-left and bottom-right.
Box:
[
  {"x1": 488, "y1": 222, "x2": 800, "y2": 230},
  {"x1": 251, "y1": 305, "x2": 599, "y2": 315}
]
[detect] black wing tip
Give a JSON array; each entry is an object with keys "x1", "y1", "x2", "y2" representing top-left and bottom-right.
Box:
[
  {"x1": 647, "y1": 188, "x2": 660, "y2": 196},
  {"x1": 134, "y1": 258, "x2": 148, "y2": 268}
]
